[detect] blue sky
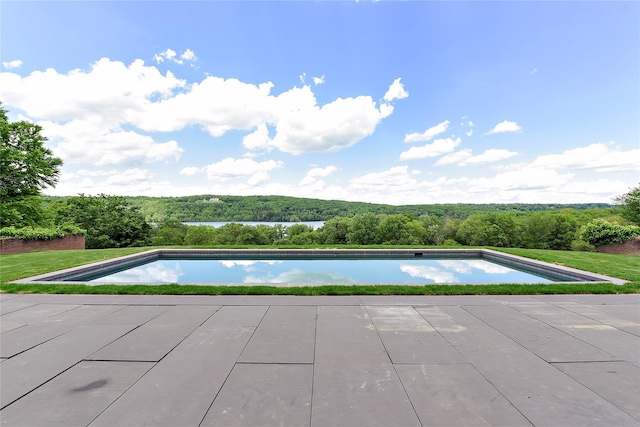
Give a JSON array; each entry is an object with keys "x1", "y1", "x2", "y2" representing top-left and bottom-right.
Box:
[{"x1": 1, "y1": 1, "x2": 638, "y2": 204}]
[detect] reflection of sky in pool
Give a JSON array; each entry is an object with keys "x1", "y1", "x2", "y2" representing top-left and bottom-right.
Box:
[{"x1": 88, "y1": 259, "x2": 556, "y2": 284}]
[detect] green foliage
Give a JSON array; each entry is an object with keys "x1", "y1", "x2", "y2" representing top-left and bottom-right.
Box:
[
  {"x1": 521, "y1": 212, "x2": 578, "y2": 250},
  {"x1": 0, "y1": 104, "x2": 63, "y2": 228},
  {"x1": 321, "y1": 216, "x2": 351, "y2": 244},
  {"x1": 570, "y1": 240, "x2": 596, "y2": 252},
  {"x1": 123, "y1": 194, "x2": 613, "y2": 223},
  {"x1": 152, "y1": 220, "x2": 188, "y2": 246},
  {"x1": 184, "y1": 225, "x2": 218, "y2": 245},
  {"x1": 47, "y1": 194, "x2": 152, "y2": 249},
  {"x1": 442, "y1": 239, "x2": 460, "y2": 246},
  {"x1": 455, "y1": 213, "x2": 520, "y2": 247},
  {"x1": 0, "y1": 196, "x2": 47, "y2": 228},
  {"x1": 348, "y1": 213, "x2": 381, "y2": 245},
  {"x1": 0, "y1": 224, "x2": 84, "y2": 241},
  {"x1": 613, "y1": 184, "x2": 640, "y2": 225},
  {"x1": 580, "y1": 219, "x2": 640, "y2": 246},
  {"x1": 0, "y1": 104, "x2": 63, "y2": 201}
]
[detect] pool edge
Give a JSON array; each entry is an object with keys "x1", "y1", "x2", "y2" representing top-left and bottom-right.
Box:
[{"x1": 11, "y1": 248, "x2": 627, "y2": 285}]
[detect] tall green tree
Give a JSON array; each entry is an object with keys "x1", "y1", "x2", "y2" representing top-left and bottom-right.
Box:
[
  {"x1": 455, "y1": 213, "x2": 520, "y2": 247},
  {"x1": 48, "y1": 194, "x2": 151, "y2": 248},
  {"x1": 321, "y1": 216, "x2": 352, "y2": 244},
  {"x1": 348, "y1": 213, "x2": 381, "y2": 245},
  {"x1": 613, "y1": 184, "x2": 640, "y2": 226},
  {"x1": 0, "y1": 104, "x2": 63, "y2": 227},
  {"x1": 152, "y1": 219, "x2": 189, "y2": 246},
  {"x1": 522, "y1": 212, "x2": 578, "y2": 250}
]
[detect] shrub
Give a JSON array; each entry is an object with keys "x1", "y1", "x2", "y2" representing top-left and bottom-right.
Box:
[
  {"x1": 0, "y1": 224, "x2": 85, "y2": 241},
  {"x1": 571, "y1": 240, "x2": 596, "y2": 252},
  {"x1": 442, "y1": 239, "x2": 461, "y2": 246},
  {"x1": 580, "y1": 219, "x2": 640, "y2": 246}
]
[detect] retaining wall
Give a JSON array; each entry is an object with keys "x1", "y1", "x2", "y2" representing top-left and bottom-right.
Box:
[{"x1": 0, "y1": 234, "x2": 85, "y2": 255}]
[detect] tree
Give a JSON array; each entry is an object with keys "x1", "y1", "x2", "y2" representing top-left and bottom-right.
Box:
[
  {"x1": 321, "y1": 216, "x2": 351, "y2": 244},
  {"x1": 0, "y1": 104, "x2": 63, "y2": 227},
  {"x1": 455, "y1": 213, "x2": 520, "y2": 247},
  {"x1": 521, "y1": 212, "x2": 577, "y2": 250},
  {"x1": 184, "y1": 225, "x2": 218, "y2": 245},
  {"x1": 48, "y1": 194, "x2": 152, "y2": 248},
  {"x1": 348, "y1": 213, "x2": 381, "y2": 245},
  {"x1": 152, "y1": 219, "x2": 188, "y2": 246},
  {"x1": 613, "y1": 184, "x2": 640, "y2": 226}
]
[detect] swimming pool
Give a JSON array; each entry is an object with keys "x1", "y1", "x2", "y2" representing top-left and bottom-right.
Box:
[{"x1": 15, "y1": 249, "x2": 626, "y2": 286}]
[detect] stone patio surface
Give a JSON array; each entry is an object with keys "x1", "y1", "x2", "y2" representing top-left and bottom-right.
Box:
[{"x1": 0, "y1": 293, "x2": 638, "y2": 426}]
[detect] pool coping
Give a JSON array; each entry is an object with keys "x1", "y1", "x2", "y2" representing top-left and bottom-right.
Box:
[{"x1": 12, "y1": 248, "x2": 627, "y2": 285}]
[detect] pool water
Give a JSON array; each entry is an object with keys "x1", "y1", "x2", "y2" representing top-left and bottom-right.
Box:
[{"x1": 87, "y1": 258, "x2": 564, "y2": 285}]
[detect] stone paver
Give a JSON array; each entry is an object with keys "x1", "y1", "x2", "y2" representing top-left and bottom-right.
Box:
[
  {"x1": 1, "y1": 294, "x2": 639, "y2": 426},
  {"x1": 0, "y1": 361, "x2": 154, "y2": 427},
  {"x1": 201, "y1": 363, "x2": 313, "y2": 426}
]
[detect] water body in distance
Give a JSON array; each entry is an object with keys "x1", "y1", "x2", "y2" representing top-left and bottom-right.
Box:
[
  {"x1": 182, "y1": 221, "x2": 325, "y2": 229},
  {"x1": 87, "y1": 258, "x2": 562, "y2": 285}
]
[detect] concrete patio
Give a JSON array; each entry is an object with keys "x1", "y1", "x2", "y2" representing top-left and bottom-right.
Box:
[{"x1": 1, "y1": 293, "x2": 639, "y2": 426}]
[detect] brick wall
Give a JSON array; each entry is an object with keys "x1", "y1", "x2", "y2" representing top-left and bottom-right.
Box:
[{"x1": 0, "y1": 234, "x2": 85, "y2": 255}]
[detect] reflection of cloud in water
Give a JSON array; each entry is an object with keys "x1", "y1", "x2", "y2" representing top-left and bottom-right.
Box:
[
  {"x1": 437, "y1": 260, "x2": 512, "y2": 275},
  {"x1": 244, "y1": 268, "x2": 355, "y2": 284},
  {"x1": 400, "y1": 265, "x2": 459, "y2": 283},
  {"x1": 219, "y1": 260, "x2": 282, "y2": 268},
  {"x1": 95, "y1": 263, "x2": 182, "y2": 283}
]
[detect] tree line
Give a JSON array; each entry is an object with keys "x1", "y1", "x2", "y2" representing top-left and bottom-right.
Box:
[
  {"x1": 124, "y1": 194, "x2": 612, "y2": 223},
  {"x1": 150, "y1": 208, "x2": 638, "y2": 250}
]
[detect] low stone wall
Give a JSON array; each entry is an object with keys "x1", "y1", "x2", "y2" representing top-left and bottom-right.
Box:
[
  {"x1": 0, "y1": 234, "x2": 85, "y2": 255},
  {"x1": 596, "y1": 237, "x2": 640, "y2": 256}
]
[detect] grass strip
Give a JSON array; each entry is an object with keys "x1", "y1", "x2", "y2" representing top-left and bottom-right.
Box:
[
  {"x1": 493, "y1": 248, "x2": 640, "y2": 282},
  {"x1": 1, "y1": 282, "x2": 639, "y2": 296}
]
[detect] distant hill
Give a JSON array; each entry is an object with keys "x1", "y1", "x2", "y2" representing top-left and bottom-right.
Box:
[{"x1": 99, "y1": 194, "x2": 614, "y2": 222}]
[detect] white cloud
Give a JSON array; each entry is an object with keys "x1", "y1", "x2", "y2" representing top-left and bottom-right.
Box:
[
  {"x1": 39, "y1": 118, "x2": 183, "y2": 166},
  {"x1": 399, "y1": 137, "x2": 461, "y2": 160},
  {"x1": 465, "y1": 130, "x2": 474, "y2": 137},
  {"x1": 434, "y1": 149, "x2": 473, "y2": 166},
  {"x1": 307, "y1": 165, "x2": 337, "y2": 178},
  {"x1": 2, "y1": 60, "x2": 23, "y2": 69},
  {"x1": 181, "y1": 49, "x2": 197, "y2": 61},
  {"x1": 0, "y1": 58, "x2": 185, "y2": 121},
  {"x1": 383, "y1": 78, "x2": 408, "y2": 102},
  {"x1": 204, "y1": 157, "x2": 284, "y2": 184},
  {"x1": 529, "y1": 143, "x2": 640, "y2": 172},
  {"x1": 486, "y1": 120, "x2": 522, "y2": 135},
  {"x1": 179, "y1": 166, "x2": 202, "y2": 176},
  {"x1": 349, "y1": 166, "x2": 428, "y2": 191},
  {"x1": 435, "y1": 148, "x2": 516, "y2": 166},
  {"x1": 154, "y1": 48, "x2": 197, "y2": 65},
  {"x1": 266, "y1": 86, "x2": 393, "y2": 154},
  {"x1": 462, "y1": 148, "x2": 518, "y2": 165},
  {"x1": 404, "y1": 120, "x2": 450, "y2": 143},
  {"x1": 299, "y1": 72, "x2": 306, "y2": 84},
  {"x1": 300, "y1": 165, "x2": 337, "y2": 186},
  {"x1": 106, "y1": 168, "x2": 155, "y2": 185},
  {"x1": 242, "y1": 124, "x2": 272, "y2": 151},
  {"x1": 312, "y1": 75, "x2": 325, "y2": 85},
  {"x1": 154, "y1": 48, "x2": 177, "y2": 63},
  {"x1": 0, "y1": 58, "x2": 399, "y2": 157}
]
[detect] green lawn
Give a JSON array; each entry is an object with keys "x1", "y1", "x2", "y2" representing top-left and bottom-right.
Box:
[{"x1": 1, "y1": 246, "x2": 639, "y2": 295}]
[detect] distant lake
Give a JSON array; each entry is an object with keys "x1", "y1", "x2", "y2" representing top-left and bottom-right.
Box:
[{"x1": 182, "y1": 221, "x2": 325, "y2": 230}]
